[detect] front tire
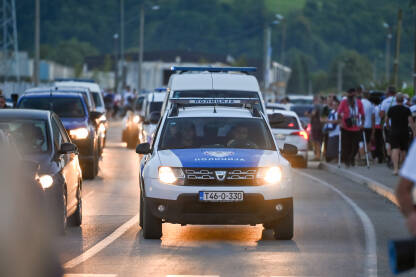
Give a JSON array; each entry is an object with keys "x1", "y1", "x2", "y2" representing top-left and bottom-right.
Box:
[
  {"x1": 83, "y1": 154, "x2": 98, "y2": 180},
  {"x1": 69, "y1": 184, "x2": 82, "y2": 226},
  {"x1": 142, "y1": 198, "x2": 162, "y2": 239},
  {"x1": 56, "y1": 187, "x2": 67, "y2": 235}
]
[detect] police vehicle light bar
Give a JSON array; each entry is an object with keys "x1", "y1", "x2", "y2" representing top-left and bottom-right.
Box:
[
  {"x1": 170, "y1": 66, "x2": 257, "y2": 73},
  {"x1": 169, "y1": 97, "x2": 259, "y2": 105},
  {"x1": 154, "y1": 87, "x2": 167, "y2": 92},
  {"x1": 55, "y1": 78, "x2": 96, "y2": 83}
]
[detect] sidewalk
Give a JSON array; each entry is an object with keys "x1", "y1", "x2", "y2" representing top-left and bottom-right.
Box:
[{"x1": 319, "y1": 162, "x2": 400, "y2": 206}]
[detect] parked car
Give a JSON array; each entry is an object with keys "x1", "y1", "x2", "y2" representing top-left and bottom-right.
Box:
[
  {"x1": 0, "y1": 109, "x2": 83, "y2": 233},
  {"x1": 17, "y1": 91, "x2": 101, "y2": 179},
  {"x1": 267, "y1": 109, "x2": 309, "y2": 168}
]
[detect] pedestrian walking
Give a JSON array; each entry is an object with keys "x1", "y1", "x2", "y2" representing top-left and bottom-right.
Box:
[
  {"x1": 386, "y1": 93, "x2": 416, "y2": 175},
  {"x1": 337, "y1": 88, "x2": 365, "y2": 167},
  {"x1": 396, "y1": 138, "x2": 416, "y2": 235},
  {"x1": 308, "y1": 95, "x2": 323, "y2": 161},
  {"x1": 324, "y1": 96, "x2": 340, "y2": 162},
  {"x1": 372, "y1": 98, "x2": 385, "y2": 163},
  {"x1": 0, "y1": 95, "x2": 7, "y2": 109},
  {"x1": 380, "y1": 86, "x2": 397, "y2": 167},
  {"x1": 358, "y1": 91, "x2": 375, "y2": 165}
]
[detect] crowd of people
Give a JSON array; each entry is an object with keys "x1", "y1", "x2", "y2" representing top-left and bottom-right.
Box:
[{"x1": 305, "y1": 86, "x2": 416, "y2": 174}]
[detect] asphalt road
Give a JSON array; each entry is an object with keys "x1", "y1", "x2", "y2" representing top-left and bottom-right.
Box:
[{"x1": 57, "y1": 121, "x2": 414, "y2": 277}]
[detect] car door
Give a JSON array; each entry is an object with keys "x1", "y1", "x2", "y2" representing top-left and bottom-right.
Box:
[{"x1": 52, "y1": 116, "x2": 78, "y2": 212}]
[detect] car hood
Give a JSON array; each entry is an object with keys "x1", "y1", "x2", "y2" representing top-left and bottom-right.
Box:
[
  {"x1": 61, "y1": 117, "x2": 88, "y2": 130},
  {"x1": 157, "y1": 148, "x2": 280, "y2": 168}
]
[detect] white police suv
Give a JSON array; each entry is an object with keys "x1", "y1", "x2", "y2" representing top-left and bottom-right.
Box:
[{"x1": 136, "y1": 98, "x2": 296, "y2": 240}]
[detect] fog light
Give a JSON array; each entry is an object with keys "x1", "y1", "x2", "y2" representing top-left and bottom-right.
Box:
[
  {"x1": 275, "y1": 204, "x2": 283, "y2": 211},
  {"x1": 157, "y1": 205, "x2": 165, "y2": 213}
]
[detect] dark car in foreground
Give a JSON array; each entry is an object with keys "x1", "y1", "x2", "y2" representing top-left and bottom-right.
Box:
[
  {"x1": 0, "y1": 109, "x2": 83, "y2": 233},
  {"x1": 17, "y1": 92, "x2": 101, "y2": 179}
]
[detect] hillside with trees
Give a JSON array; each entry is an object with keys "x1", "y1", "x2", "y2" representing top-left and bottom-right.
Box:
[{"x1": 16, "y1": 0, "x2": 415, "y2": 93}]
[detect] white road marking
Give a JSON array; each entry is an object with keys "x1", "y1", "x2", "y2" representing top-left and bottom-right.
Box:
[
  {"x1": 295, "y1": 170, "x2": 377, "y2": 277},
  {"x1": 64, "y1": 275, "x2": 117, "y2": 277},
  {"x1": 63, "y1": 213, "x2": 140, "y2": 269}
]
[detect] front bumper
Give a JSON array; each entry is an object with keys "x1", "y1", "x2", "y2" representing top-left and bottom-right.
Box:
[{"x1": 146, "y1": 194, "x2": 293, "y2": 225}]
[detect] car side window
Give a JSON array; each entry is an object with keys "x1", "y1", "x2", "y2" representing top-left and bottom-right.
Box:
[
  {"x1": 51, "y1": 118, "x2": 63, "y2": 149},
  {"x1": 53, "y1": 116, "x2": 70, "y2": 143}
]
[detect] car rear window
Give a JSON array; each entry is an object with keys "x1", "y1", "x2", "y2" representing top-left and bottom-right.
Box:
[
  {"x1": 92, "y1": 92, "x2": 104, "y2": 107},
  {"x1": 19, "y1": 97, "x2": 86, "y2": 118},
  {"x1": 268, "y1": 115, "x2": 299, "y2": 129}
]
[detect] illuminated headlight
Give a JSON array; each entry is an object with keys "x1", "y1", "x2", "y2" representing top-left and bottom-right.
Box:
[
  {"x1": 133, "y1": 115, "x2": 140, "y2": 123},
  {"x1": 257, "y1": 167, "x2": 282, "y2": 185},
  {"x1": 38, "y1": 175, "x2": 53, "y2": 189},
  {"x1": 158, "y1": 167, "x2": 184, "y2": 184},
  {"x1": 69, "y1": 127, "x2": 89, "y2": 140},
  {"x1": 98, "y1": 123, "x2": 106, "y2": 133}
]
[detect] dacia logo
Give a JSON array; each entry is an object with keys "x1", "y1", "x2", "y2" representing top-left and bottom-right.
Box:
[{"x1": 215, "y1": 171, "x2": 227, "y2": 181}]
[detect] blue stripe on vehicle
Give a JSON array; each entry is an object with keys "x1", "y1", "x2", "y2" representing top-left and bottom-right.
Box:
[{"x1": 170, "y1": 148, "x2": 265, "y2": 168}]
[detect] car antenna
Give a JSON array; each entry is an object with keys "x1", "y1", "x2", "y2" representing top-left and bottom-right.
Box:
[{"x1": 213, "y1": 105, "x2": 217, "y2": 113}]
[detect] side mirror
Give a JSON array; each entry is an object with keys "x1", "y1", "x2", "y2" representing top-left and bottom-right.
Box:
[
  {"x1": 149, "y1": 111, "x2": 161, "y2": 125},
  {"x1": 281, "y1": 143, "x2": 298, "y2": 155},
  {"x1": 89, "y1": 111, "x2": 102, "y2": 120},
  {"x1": 268, "y1": 113, "x2": 285, "y2": 124},
  {"x1": 136, "y1": 143, "x2": 151, "y2": 154},
  {"x1": 59, "y1": 143, "x2": 78, "y2": 154}
]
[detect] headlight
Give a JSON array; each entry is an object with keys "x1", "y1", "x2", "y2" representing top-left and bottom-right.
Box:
[
  {"x1": 158, "y1": 167, "x2": 184, "y2": 184},
  {"x1": 98, "y1": 123, "x2": 106, "y2": 133},
  {"x1": 133, "y1": 115, "x2": 140, "y2": 123},
  {"x1": 38, "y1": 175, "x2": 53, "y2": 189},
  {"x1": 257, "y1": 167, "x2": 282, "y2": 185},
  {"x1": 70, "y1": 127, "x2": 89, "y2": 140}
]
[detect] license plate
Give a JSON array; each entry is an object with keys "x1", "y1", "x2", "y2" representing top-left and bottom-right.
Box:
[{"x1": 199, "y1": 191, "x2": 244, "y2": 202}]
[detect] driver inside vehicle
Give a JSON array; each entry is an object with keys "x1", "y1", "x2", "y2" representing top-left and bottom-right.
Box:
[
  {"x1": 14, "y1": 123, "x2": 45, "y2": 152},
  {"x1": 179, "y1": 123, "x2": 197, "y2": 148},
  {"x1": 227, "y1": 125, "x2": 257, "y2": 148}
]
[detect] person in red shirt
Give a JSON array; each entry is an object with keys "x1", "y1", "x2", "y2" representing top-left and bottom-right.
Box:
[{"x1": 337, "y1": 88, "x2": 365, "y2": 167}]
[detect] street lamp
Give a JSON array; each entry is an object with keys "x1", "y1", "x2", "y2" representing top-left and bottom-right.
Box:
[
  {"x1": 383, "y1": 22, "x2": 392, "y2": 83},
  {"x1": 264, "y1": 14, "x2": 283, "y2": 90},
  {"x1": 138, "y1": 4, "x2": 160, "y2": 93}
]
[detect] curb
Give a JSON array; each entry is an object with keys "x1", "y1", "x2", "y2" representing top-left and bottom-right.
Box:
[{"x1": 318, "y1": 162, "x2": 399, "y2": 207}]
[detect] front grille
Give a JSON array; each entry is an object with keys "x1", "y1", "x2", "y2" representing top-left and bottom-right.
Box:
[{"x1": 183, "y1": 168, "x2": 259, "y2": 186}]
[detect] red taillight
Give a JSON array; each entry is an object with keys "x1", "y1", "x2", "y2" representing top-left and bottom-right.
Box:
[
  {"x1": 306, "y1": 123, "x2": 311, "y2": 133},
  {"x1": 288, "y1": 123, "x2": 294, "y2": 127},
  {"x1": 291, "y1": 130, "x2": 309, "y2": 140}
]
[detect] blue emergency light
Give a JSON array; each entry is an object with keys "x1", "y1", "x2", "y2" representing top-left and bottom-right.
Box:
[
  {"x1": 154, "y1": 87, "x2": 167, "y2": 92},
  {"x1": 170, "y1": 66, "x2": 257, "y2": 73}
]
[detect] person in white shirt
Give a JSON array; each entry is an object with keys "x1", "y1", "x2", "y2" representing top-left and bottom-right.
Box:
[
  {"x1": 373, "y1": 101, "x2": 385, "y2": 163},
  {"x1": 358, "y1": 91, "x2": 374, "y2": 162},
  {"x1": 379, "y1": 86, "x2": 397, "y2": 166},
  {"x1": 396, "y1": 139, "x2": 416, "y2": 235}
]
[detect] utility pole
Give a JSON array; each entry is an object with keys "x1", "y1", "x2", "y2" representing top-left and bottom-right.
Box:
[
  {"x1": 263, "y1": 25, "x2": 271, "y2": 90},
  {"x1": 413, "y1": 4, "x2": 416, "y2": 96},
  {"x1": 120, "y1": 0, "x2": 125, "y2": 89},
  {"x1": 33, "y1": 0, "x2": 40, "y2": 85},
  {"x1": 392, "y1": 9, "x2": 402, "y2": 88},
  {"x1": 280, "y1": 20, "x2": 286, "y2": 65},
  {"x1": 138, "y1": 4, "x2": 144, "y2": 93}
]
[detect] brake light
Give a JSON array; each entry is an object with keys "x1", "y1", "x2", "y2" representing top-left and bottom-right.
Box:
[
  {"x1": 306, "y1": 123, "x2": 311, "y2": 133},
  {"x1": 291, "y1": 130, "x2": 308, "y2": 140},
  {"x1": 288, "y1": 123, "x2": 294, "y2": 127}
]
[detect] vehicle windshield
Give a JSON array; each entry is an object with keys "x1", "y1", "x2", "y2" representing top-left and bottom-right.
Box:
[
  {"x1": 268, "y1": 114, "x2": 299, "y2": 129},
  {"x1": 92, "y1": 92, "x2": 104, "y2": 107},
  {"x1": 290, "y1": 105, "x2": 313, "y2": 118},
  {"x1": 0, "y1": 119, "x2": 49, "y2": 154},
  {"x1": 289, "y1": 98, "x2": 313, "y2": 105},
  {"x1": 149, "y1": 102, "x2": 163, "y2": 113},
  {"x1": 159, "y1": 117, "x2": 275, "y2": 150},
  {"x1": 19, "y1": 97, "x2": 86, "y2": 118},
  {"x1": 173, "y1": 90, "x2": 263, "y2": 112}
]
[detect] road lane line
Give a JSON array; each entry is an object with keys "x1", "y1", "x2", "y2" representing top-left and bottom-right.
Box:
[
  {"x1": 63, "y1": 213, "x2": 140, "y2": 269},
  {"x1": 295, "y1": 170, "x2": 377, "y2": 277}
]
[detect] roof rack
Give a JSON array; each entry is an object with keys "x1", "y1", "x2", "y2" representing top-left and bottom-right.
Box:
[
  {"x1": 55, "y1": 78, "x2": 96, "y2": 83},
  {"x1": 168, "y1": 97, "x2": 260, "y2": 117},
  {"x1": 170, "y1": 66, "x2": 256, "y2": 74}
]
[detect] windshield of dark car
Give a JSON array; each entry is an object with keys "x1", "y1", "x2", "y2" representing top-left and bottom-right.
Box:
[
  {"x1": 159, "y1": 117, "x2": 275, "y2": 150},
  {"x1": 19, "y1": 97, "x2": 86, "y2": 118},
  {"x1": 290, "y1": 105, "x2": 313, "y2": 118},
  {"x1": 0, "y1": 119, "x2": 49, "y2": 154}
]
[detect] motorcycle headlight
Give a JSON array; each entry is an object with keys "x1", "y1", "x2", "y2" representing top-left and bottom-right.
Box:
[
  {"x1": 257, "y1": 167, "x2": 282, "y2": 185},
  {"x1": 158, "y1": 167, "x2": 184, "y2": 184},
  {"x1": 70, "y1": 127, "x2": 89, "y2": 140},
  {"x1": 38, "y1": 174, "x2": 53, "y2": 189},
  {"x1": 133, "y1": 115, "x2": 141, "y2": 123}
]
